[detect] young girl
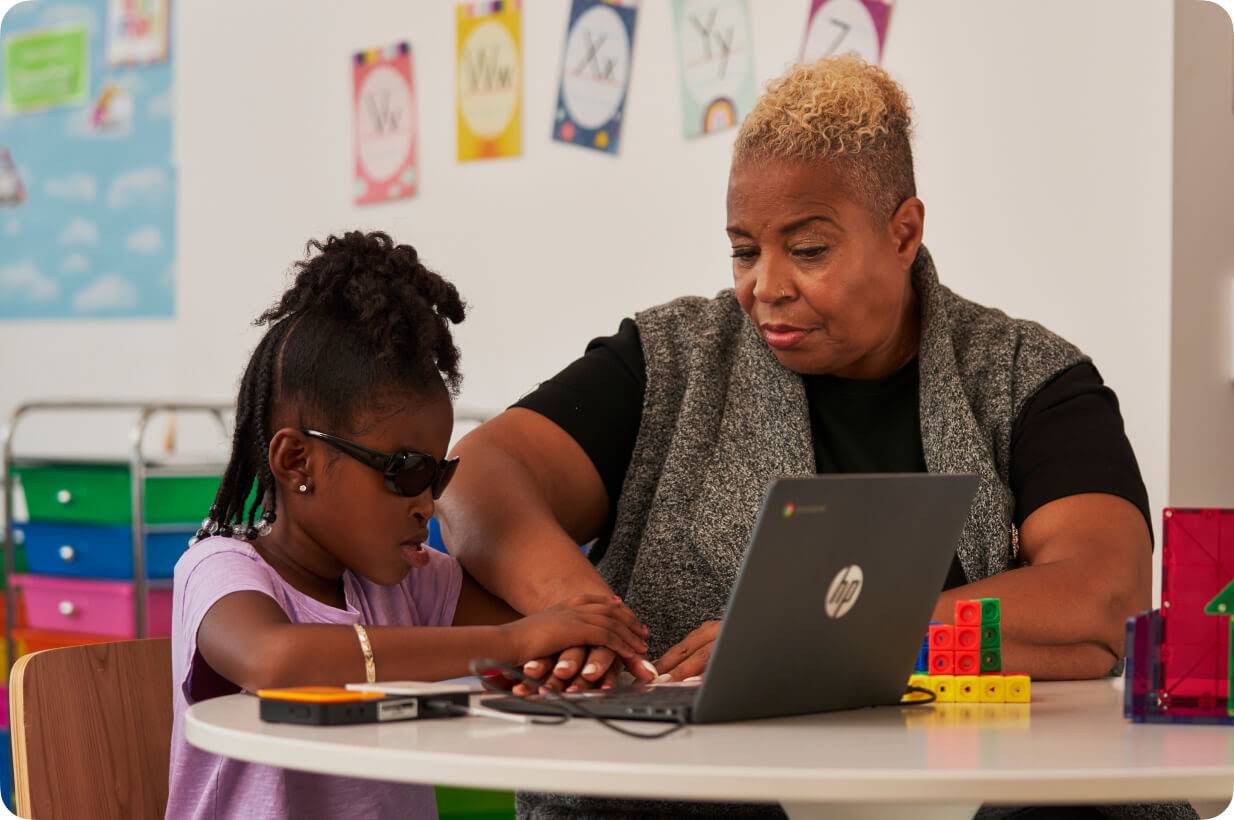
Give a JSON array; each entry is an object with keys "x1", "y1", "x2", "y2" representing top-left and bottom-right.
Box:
[{"x1": 166, "y1": 231, "x2": 648, "y2": 820}]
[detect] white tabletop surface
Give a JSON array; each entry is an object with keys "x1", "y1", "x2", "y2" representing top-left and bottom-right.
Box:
[{"x1": 186, "y1": 680, "x2": 1234, "y2": 819}]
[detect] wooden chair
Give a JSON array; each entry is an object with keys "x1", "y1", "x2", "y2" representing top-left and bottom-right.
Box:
[{"x1": 9, "y1": 639, "x2": 172, "y2": 819}]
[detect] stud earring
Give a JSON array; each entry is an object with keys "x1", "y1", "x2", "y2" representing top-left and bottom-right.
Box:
[{"x1": 298, "y1": 483, "x2": 309, "y2": 494}]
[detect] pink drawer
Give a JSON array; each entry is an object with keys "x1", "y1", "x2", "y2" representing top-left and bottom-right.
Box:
[{"x1": 12, "y1": 575, "x2": 171, "y2": 638}]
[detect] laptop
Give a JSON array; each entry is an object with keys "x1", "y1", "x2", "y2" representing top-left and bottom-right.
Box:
[{"x1": 484, "y1": 473, "x2": 978, "y2": 724}]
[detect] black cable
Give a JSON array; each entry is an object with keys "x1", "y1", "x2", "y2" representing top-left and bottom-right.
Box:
[
  {"x1": 469, "y1": 659, "x2": 689, "y2": 740},
  {"x1": 901, "y1": 684, "x2": 938, "y2": 705}
]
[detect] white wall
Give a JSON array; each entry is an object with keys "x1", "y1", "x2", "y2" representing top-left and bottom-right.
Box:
[
  {"x1": 0, "y1": 1, "x2": 1186, "y2": 591},
  {"x1": 1171, "y1": 0, "x2": 1234, "y2": 507}
]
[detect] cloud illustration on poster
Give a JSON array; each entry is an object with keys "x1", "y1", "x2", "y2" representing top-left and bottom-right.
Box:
[
  {"x1": 58, "y1": 218, "x2": 99, "y2": 245},
  {"x1": 108, "y1": 167, "x2": 169, "y2": 208},
  {"x1": 0, "y1": 260, "x2": 60, "y2": 303},
  {"x1": 73, "y1": 274, "x2": 139, "y2": 313},
  {"x1": 38, "y1": 3, "x2": 99, "y2": 30},
  {"x1": 45, "y1": 173, "x2": 98, "y2": 201},
  {"x1": 61, "y1": 253, "x2": 90, "y2": 275},
  {"x1": 126, "y1": 226, "x2": 162, "y2": 254}
]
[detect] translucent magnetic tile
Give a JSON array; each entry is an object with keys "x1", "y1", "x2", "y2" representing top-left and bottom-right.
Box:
[{"x1": 1160, "y1": 509, "x2": 1234, "y2": 703}]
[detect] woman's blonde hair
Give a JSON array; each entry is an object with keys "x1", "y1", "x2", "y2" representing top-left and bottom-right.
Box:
[{"x1": 734, "y1": 55, "x2": 916, "y2": 218}]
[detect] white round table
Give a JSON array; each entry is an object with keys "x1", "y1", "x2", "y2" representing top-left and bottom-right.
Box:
[{"x1": 185, "y1": 680, "x2": 1234, "y2": 820}]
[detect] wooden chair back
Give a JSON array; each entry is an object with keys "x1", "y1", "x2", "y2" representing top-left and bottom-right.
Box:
[{"x1": 9, "y1": 639, "x2": 172, "y2": 819}]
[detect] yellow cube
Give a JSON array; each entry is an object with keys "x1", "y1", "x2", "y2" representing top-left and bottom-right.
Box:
[
  {"x1": 930, "y1": 675, "x2": 956, "y2": 703},
  {"x1": 980, "y1": 675, "x2": 1006, "y2": 703},
  {"x1": 956, "y1": 675, "x2": 981, "y2": 703},
  {"x1": 904, "y1": 674, "x2": 933, "y2": 702},
  {"x1": 1005, "y1": 675, "x2": 1031, "y2": 703}
]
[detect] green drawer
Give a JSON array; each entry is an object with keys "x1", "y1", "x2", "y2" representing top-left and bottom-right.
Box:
[
  {"x1": 12, "y1": 464, "x2": 222, "y2": 526},
  {"x1": 435, "y1": 787, "x2": 515, "y2": 820},
  {"x1": 0, "y1": 540, "x2": 28, "y2": 588}
]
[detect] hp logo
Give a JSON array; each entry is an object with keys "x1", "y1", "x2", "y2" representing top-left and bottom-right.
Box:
[{"x1": 825, "y1": 564, "x2": 863, "y2": 619}]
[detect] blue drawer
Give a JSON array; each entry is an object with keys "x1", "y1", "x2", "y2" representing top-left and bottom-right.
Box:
[
  {"x1": 15, "y1": 523, "x2": 191, "y2": 579},
  {"x1": 0, "y1": 728, "x2": 11, "y2": 810}
]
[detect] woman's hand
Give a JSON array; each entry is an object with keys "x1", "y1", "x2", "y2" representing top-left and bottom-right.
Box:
[
  {"x1": 654, "y1": 620, "x2": 721, "y2": 682},
  {"x1": 501, "y1": 595, "x2": 648, "y2": 665}
]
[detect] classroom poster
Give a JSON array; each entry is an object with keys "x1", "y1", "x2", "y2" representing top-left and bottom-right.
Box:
[
  {"x1": 105, "y1": 0, "x2": 170, "y2": 65},
  {"x1": 553, "y1": 0, "x2": 639, "y2": 155},
  {"x1": 0, "y1": 0, "x2": 176, "y2": 320},
  {"x1": 800, "y1": 0, "x2": 894, "y2": 65},
  {"x1": 671, "y1": 0, "x2": 756, "y2": 139},
  {"x1": 0, "y1": 148, "x2": 27, "y2": 206},
  {"x1": 353, "y1": 41, "x2": 418, "y2": 205},
  {"x1": 2, "y1": 26, "x2": 90, "y2": 113},
  {"x1": 456, "y1": 0, "x2": 522, "y2": 161}
]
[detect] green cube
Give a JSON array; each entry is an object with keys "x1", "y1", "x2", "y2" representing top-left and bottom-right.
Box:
[
  {"x1": 981, "y1": 624, "x2": 1001, "y2": 649},
  {"x1": 980, "y1": 648, "x2": 1002, "y2": 673},
  {"x1": 981, "y1": 598, "x2": 1001, "y2": 625}
]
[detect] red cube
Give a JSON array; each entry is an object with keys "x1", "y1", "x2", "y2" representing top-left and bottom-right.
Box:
[
  {"x1": 929, "y1": 624, "x2": 955, "y2": 650},
  {"x1": 955, "y1": 600, "x2": 982, "y2": 627},
  {"x1": 956, "y1": 625, "x2": 981, "y2": 650},
  {"x1": 929, "y1": 650, "x2": 955, "y2": 675},
  {"x1": 956, "y1": 650, "x2": 980, "y2": 674}
]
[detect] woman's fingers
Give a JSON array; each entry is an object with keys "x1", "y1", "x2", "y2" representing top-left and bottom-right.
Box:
[
  {"x1": 665, "y1": 644, "x2": 712, "y2": 681},
  {"x1": 579, "y1": 646, "x2": 618, "y2": 682},
  {"x1": 655, "y1": 621, "x2": 720, "y2": 674},
  {"x1": 626, "y1": 653, "x2": 659, "y2": 681},
  {"x1": 550, "y1": 646, "x2": 588, "y2": 681}
]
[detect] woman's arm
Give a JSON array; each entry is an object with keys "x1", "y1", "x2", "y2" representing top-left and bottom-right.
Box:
[
  {"x1": 195, "y1": 589, "x2": 647, "y2": 692},
  {"x1": 932, "y1": 492, "x2": 1152, "y2": 679},
  {"x1": 437, "y1": 408, "x2": 655, "y2": 688},
  {"x1": 451, "y1": 571, "x2": 520, "y2": 626},
  {"x1": 436, "y1": 408, "x2": 614, "y2": 614}
]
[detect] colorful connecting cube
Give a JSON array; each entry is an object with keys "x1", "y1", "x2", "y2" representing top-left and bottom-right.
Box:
[
  {"x1": 907, "y1": 599, "x2": 1030, "y2": 709},
  {"x1": 956, "y1": 675, "x2": 981, "y2": 702},
  {"x1": 956, "y1": 650, "x2": 980, "y2": 675},
  {"x1": 955, "y1": 600, "x2": 982, "y2": 627},
  {"x1": 903, "y1": 672, "x2": 1032, "y2": 705},
  {"x1": 1005, "y1": 674, "x2": 1031, "y2": 703},
  {"x1": 929, "y1": 624, "x2": 955, "y2": 650},
  {"x1": 980, "y1": 676, "x2": 1007, "y2": 703},
  {"x1": 931, "y1": 675, "x2": 956, "y2": 702},
  {"x1": 905, "y1": 674, "x2": 933, "y2": 702},
  {"x1": 981, "y1": 624, "x2": 1001, "y2": 649},
  {"x1": 956, "y1": 625, "x2": 981, "y2": 650}
]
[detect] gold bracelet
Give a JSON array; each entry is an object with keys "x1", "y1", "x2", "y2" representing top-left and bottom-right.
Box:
[{"x1": 353, "y1": 623, "x2": 376, "y2": 683}]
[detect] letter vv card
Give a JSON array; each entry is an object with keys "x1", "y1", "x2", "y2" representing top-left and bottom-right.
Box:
[{"x1": 456, "y1": 1, "x2": 523, "y2": 161}]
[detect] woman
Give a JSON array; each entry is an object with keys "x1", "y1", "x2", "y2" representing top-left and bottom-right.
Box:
[{"x1": 439, "y1": 57, "x2": 1177, "y2": 819}]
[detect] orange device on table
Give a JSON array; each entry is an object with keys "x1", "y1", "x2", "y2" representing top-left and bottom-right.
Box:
[{"x1": 257, "y1": 686, "x2": 469, "y2": 725}]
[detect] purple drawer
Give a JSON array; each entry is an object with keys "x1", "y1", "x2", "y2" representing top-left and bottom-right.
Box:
[{"x1": 12, "y1": 575, "x2": 171, "y2": 638}]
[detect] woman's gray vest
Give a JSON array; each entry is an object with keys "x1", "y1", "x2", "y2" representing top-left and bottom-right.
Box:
[{"x1": 518, "y1": 248, "x2": 1194, "y2": 820}]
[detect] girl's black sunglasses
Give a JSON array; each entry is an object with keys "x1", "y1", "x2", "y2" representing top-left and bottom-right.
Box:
[{"x1": 303, "y1": 429, "x2": 459, "y2": 499}]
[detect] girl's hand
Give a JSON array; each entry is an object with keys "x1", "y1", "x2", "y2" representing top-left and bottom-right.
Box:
[{"x1": 501, "y1": 594, "x2": 648, "y2": 665}]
